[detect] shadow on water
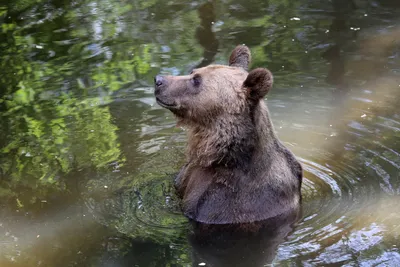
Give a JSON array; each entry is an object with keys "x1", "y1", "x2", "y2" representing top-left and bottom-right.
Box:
[
  {"x1": 0, "y1": 0, "x2": 400, "y2": 266},
  {"x1": 190, "y1": 209, "x2": 300, "y2": 267},
  {"x1": 193, "y1": 1, "x2": 219, "y2": 69}
]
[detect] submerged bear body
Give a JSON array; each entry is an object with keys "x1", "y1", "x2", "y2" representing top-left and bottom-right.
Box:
[{"x1": 154, "y1": 45, "x2": 302, "y2": 224}]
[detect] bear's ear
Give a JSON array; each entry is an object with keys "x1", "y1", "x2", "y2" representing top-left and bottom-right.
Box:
[
  {"x1": 243, "y1": 68, "x2": 273, "y2": 100},
  {"x1": 229, "y1": 45, "x2": 251, "y2": 70}
]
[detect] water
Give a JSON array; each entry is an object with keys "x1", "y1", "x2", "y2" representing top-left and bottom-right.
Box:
[{"x1": 1, "y1": 0, "x2": 400, "y2": 266}]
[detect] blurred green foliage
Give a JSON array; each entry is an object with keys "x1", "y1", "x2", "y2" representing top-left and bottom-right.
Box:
[{"x1": 0, "y1": 0, "x2": 136, "y2": 207}]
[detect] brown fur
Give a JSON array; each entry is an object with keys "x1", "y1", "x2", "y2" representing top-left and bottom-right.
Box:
[
  {"x1": 154, "y1": 45, "x2": 302, "y2": 224},
  {"x1": 229, "y1": 45, "x2": 251, "y2": 70}
]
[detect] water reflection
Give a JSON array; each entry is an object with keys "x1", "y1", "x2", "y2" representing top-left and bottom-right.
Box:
[
  {"x1": 194, "y1": 2, "x2": 219, "y2": 69},
  {"x1": 1, "y1": 0, "x2": 400, "y2": 266},
  {"x1": 190, "y1": 210, "x2": 300, "y2": 267}
]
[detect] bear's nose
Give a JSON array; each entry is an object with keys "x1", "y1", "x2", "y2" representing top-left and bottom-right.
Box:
[{"x1": 154, "y1": 75, "x2": 165, "y2": 87}]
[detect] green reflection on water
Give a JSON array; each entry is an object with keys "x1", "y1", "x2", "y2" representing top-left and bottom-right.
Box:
[{"x1": 1, "y1": 0, "x2": 400, "y2": 266}]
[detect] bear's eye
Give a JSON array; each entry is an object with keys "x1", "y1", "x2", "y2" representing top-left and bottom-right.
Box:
[{"x1": 191, "y1": 74, "x2": 201, "y2": 87}]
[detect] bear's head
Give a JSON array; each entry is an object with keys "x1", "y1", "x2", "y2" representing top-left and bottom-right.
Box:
[{"x1": 154, "y1": 45, "x2": 273, "y2": 126}]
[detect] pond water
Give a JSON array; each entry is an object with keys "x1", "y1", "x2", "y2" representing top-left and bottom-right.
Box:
[{"x1": 1, "y1": 0, "x2": 400, "y2": 266}]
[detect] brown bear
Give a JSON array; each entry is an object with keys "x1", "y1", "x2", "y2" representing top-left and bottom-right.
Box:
[{"x1": 154, "y1": 45, "x2": 302, "y2": 224}]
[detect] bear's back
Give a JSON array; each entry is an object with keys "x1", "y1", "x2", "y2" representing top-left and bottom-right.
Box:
[{"x1": 183, "y1": 143, "x2": 302, "y2": 224}]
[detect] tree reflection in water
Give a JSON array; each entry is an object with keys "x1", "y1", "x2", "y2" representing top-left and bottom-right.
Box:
[{"x1": 0, "y1": 0, "x2": 400, "y2": 266}]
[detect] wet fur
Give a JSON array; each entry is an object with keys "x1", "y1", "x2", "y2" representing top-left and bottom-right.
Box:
[
  {"x1": 176, "y1": 101, "x2": 302, "y2": 223},
  {"x1": 155, "y1": 45, "x2": 303, "y2": 224}
]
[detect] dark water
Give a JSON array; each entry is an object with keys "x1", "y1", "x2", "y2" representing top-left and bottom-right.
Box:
[{"x1": 1, "y1": 0, "x2": 400, "y2": 266}]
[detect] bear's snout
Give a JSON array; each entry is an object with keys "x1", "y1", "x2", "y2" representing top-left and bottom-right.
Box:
[
  {"x1": 154, "y1": 75, "x2": 178, "y2": 109},
  {"x1": 154, "y1": 75, "x2": 166, "y2": 95},
  {"x1": 154, "y1": 75, "x2": 165, "y2": 87}
]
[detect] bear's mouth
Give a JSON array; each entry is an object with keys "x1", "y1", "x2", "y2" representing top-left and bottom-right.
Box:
[{"x1": 156, "y1": 97, "x2": 177, "y2": 109}]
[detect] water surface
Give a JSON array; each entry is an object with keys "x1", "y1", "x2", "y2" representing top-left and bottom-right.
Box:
[{"x1": 1, "y1": 0, "x2": 400, "y2": 266}]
